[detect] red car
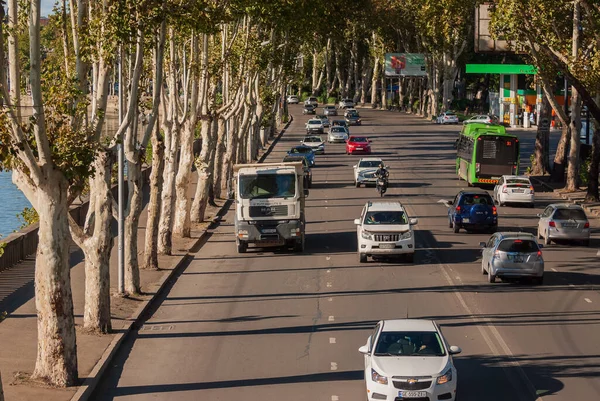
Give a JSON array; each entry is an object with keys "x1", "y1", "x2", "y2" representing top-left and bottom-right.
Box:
[{"x1": 346, "y1": 136, "x2": 372, "y2": 155}]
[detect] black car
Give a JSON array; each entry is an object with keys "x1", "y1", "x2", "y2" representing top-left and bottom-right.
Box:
[
  {"x1": 283, "y1": 155, "x2": 312, "y2": 188},
  {"x1": 447, "y1": 190, "x2": 498, "y2": 233},
  {"x1": 345, "y1": 111, "x2": 362, "y2": 126},
  {"x1": 303, "y1": 104, "x2": 316, "y2": 115}
]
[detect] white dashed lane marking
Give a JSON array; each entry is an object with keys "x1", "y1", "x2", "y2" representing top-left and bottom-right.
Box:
[
  {"x1": 328, "y1": 297, "x2": 333, "y2": 301},
  {"x1": 330, "y1": 337, "x2": 336, "y2": 344},
  {"x1": 585, "y1": 298, "x2": 592, "y2": 303},
  {"x1": 328, "y1": 315, "x2": 335, "y2": 321},
  {"x1": 551, "y1": 268, "x2": 557, "y2": 272},
  {"x1": 330, "y1": 362, "x2": 338, "y2": 371},
  {"x1": 331, "y1": 396, "x2": 339, "y2": 401},
  {"x1": 326, "y1": 256, "x2": 331, "y2": 261},
  {"x1": 327, "y1": 282, "x2": 333, "y2": 288}
]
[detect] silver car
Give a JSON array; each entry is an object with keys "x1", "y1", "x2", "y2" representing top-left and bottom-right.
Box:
[
  {"x1": 323, "y1": 105, "x2": 337, "y2": 116},
  {"x1": 480, "y1": 232, "x2": 544, "y2": 284},
  {"x1": 327, "y1": 126, "x2": 349, "y2": 143},
  {"x1": 537, "y1": 204, "x2": 591, "y2": 246}
]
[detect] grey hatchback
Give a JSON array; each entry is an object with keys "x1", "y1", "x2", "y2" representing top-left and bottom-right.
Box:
[
  {"x1": 480, "y1": 232, "x2": 544, "y2": 284},
  {"x1": 537, "y1": 204, "x2": 591, "y2": 246}
]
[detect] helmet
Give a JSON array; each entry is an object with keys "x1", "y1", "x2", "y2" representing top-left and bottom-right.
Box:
[{"x1": 379, "y1": 163, "x2": 384, "y2": 168}]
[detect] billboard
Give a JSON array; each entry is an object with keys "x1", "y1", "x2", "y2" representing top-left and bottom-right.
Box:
[{"x1": 384, "y1": 53, "x2": 427, "y2": 77}]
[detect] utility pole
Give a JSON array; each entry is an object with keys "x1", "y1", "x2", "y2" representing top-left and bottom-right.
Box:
[{"x1": 117, "y1": 46, "x2": 125, "y2": 295}]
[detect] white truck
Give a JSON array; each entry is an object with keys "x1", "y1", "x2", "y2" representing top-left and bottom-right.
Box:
[{"x1": 233, "y1": 162, "x2": 308, "y2": 253}]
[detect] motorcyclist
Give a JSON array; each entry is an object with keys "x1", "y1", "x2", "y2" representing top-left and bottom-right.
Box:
[{"x1": 375, "y1": 163, "x2": 389, "y2": 193}]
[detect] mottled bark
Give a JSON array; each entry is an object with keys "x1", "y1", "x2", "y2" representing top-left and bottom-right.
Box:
[
  {"x1": 124, "y1": 157, "x2": 142, "y2": 294},
  {"x1": 143, "y1": 124, "x2": 164, "y2": 270},
  {"x1": 566, "y1": 1, "x2": 582, "y2": 192},
  {"x1": 191, "y1": 116, "x2": 214, "y2": 223},
  {"x1": 531, "y1": 95, "x2": 551, "y2": 176},
  {"x1": 380, "y1": 64, "x2": 387, "y2": 110}
]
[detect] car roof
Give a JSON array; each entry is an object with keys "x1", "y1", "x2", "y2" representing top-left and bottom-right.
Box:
[
  {"x1": 459, "y1": 190, "x2": 490, "y2": 195},
  {"x1": 359, "y1": 157, "x2": 382, "y2": 161},
  {"x1": 549, "y1": 203, "x2": 585, "y2": 210},
  {"x1": 381, "y1": 319, "x2": 437, "y2": 332},
  {"x1": 495, "y1": 232, "x2": 537, "y2": 240},
  {"x1": 501, "y1": 175, "x2": 530, "y2": 180},
  {"x1": 365, "y1": 201, "x2": 406, "y2": 212},
  {"x1": 304, "y1": 136, "x2": 322, "y2": 140}
]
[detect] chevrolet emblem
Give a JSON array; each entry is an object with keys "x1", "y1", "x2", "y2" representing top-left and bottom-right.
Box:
[{"x1": 407, "y1": 378, "x2": 418, "y2": 384}]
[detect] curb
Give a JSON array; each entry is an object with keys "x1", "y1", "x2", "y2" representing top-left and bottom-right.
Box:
[
  {"x1": 71, "y1": 114, "x2": 294, "y2": 401},
  {"x1": 530, "y1": 176, "x2": 600, "y2": 218}
]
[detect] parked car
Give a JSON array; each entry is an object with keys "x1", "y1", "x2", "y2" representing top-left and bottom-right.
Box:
[
  {"x1": 282, "y1": 155, "x2": 312, "y2": 188},
  {"x1": 327, "y1": 126, "x2": 349, "y2": 143},
  {"x1": 286, "y1": 95, "x2": 299, "y2": 104},
  {"x1": 316, "y1": 114, "x2": 330, "y2": 128},
  {"x1": 354, "y1": 201, "x2": 418, "y2": 263},
  {"x1": 463, "y1": 114, "x2": 498, "y2": 125},
  {"x1": 359, "y1": 319, "x2": 461, "y2": 401},
  {"x1": 436, "y1": 111, "x2": 459, "y2": 124},
  {"x1": 303, "y1": 104, "x2": 316, "y2": 115},
  {"x1": 304, "y1": 96, "x2": 318, "y2": 107},
  {"x1": 345, "y1": 110, "x2": 362, "y2": 126},
  {"x1": 537, "y1": 204, "x2": 591, "y2": 246},
  {"x1": 323, "y1": 105, "x2": 337, "y2": 116},
  {"x1": 301, "y1": 135, "x2": 325, "y2": 154},
  {"x1": 480, "y1": 232, "x2": 544, "y2": 284},
  {"x1": 287, "y1": 145, "x2": 316, "y2": 167},
  {"x1": 354, "y1": 158, "x2": 383, "y2": 187},
  {"x1": 305, "y1": 118, "x2": 325, "y2": 134},
  {"x1": 346, "y1": 136, "x2": 372, "y2": 155},
  {"x1": 493, "y1": 175, "x2": 535, "y2": 207},
  {"x1": 446, "y1": 190, "x2": 497, "y2": 233},
  {"x1": 339, "y1": 98, "x2": 354, "y2": 109}
]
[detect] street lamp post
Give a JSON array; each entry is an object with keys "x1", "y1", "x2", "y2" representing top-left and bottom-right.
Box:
[{"x1": 117, "y1": 46, "x2": 125, "y2": 295}]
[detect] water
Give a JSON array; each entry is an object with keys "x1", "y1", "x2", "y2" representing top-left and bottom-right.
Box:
[{"x1": 0, "y1": 171, "x2": 32, "y2": 237}]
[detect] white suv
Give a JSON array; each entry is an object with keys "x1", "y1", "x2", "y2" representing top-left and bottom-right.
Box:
[{"x1": 354, "y1": 201, "x2": 418, "y2": 263}]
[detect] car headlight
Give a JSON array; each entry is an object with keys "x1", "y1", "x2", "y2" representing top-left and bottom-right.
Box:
[
  {"x1": 318, "y1": 144, "x2": 324, "y2": 148},
  {"x1": 437, "y1": 367, "x2": 452, "y2": 385},
  {"x1": 371, "y1": 368, "x2": 388, "y2": 385},
  {"x1": 400, "y1": 231, "x2": 412, "y2": 240},
  {"x1": 361, "y1": 230, "x2": 373, "y2": 240}
]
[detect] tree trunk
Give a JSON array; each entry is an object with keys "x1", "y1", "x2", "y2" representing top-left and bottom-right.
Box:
[
  {"x1": 531, "y1": 94, "x2": 551, "y2": 175},
  {"x1": 212, "y1": 116, "x2": 227, "y2": 199},
  {"x1": 173, "y1": 119, "x2": 195, "y2": 238},
  {"x1": 191, "y1": 116, "x2": 214, "y2": 223},
  {"x1": 26, "y1": 172, "x2": 78, "y2": 386},
  {"x1": 380, "y1": 64, "x2": 387, "y2": 110},
  {"x1": 566, "y1": 1, "x2": 582, "y2": 191},
  {"x1": 124, "y1": 156, "x2": 142, "y2": 294},
  {"x1": 158, "y1": 122, "x2": 179, "y2": 254},
  {"x1": 143, "y1": 123, "x2": 164, "y2": 270},
  {"x1": 371, "y1": 54, "x2": 379, "y2": 106},
  {"x1": 0, "y1": 370, "x2": 4, "y2": 401},
  {"x1": 82, "y1": 151, "x2": 113, "y2": 332}
]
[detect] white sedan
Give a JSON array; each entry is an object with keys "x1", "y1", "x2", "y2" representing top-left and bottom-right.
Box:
[
  {"x1": 436, "y1": 111, "x2": 459, "y2": 124},
  {"x1": 286, "y1": 95, "x2": 299, "y2": 104},
  {"x1": 301, "y1": 135, "x2": 325, "y2": 154},
  {"x1": 327, "y1": 126, "x2": 349, "y2": 143},
  {"x1": 493, "y1": 175, "x2": 535, "y2": 207},
  {"x1": 305, "y1": 119, "x2": 325, "y2": 134},
  {"x1": 463, "y1": 114, "x2": 497, "y2": 125},
  {"x1": 359, "y1": 319, "x2": 461, "y2": 401}
]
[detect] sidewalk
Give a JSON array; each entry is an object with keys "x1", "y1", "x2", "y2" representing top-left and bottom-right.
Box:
[
  {"x1": 530, "y1": 176, "x2": 600, "y2": 219},
  {"x1": 0, "y1": 116, "x2": 294, "y2": 401}
]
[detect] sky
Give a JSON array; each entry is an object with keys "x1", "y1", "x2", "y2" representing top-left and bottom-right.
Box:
[{"x1": 41, "y1": 0, "x2": 55, "y2": 17}]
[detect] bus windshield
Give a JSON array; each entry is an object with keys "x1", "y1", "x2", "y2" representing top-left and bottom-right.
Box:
[{"x1": 476, "y1": 136, "x2": 518, "y2": 165}]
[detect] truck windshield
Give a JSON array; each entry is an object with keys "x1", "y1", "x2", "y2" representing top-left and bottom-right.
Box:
[{"x1": 239, "y1": 174, "x2": 296, "y2": 199}]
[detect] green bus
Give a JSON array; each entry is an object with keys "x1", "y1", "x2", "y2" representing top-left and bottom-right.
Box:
[{"x1": 455, "y1": 123, "x2": 520, "y2": 186}]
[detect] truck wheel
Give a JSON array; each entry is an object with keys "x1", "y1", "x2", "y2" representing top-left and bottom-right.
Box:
[
  {"x1": 359, "y1": 253, "x2": 367, "y2": 263},
  {"x1": 237, "y1": 240, "x2": 247, "y2": 253}
]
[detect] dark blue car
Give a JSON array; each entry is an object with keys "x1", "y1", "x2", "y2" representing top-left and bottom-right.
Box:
[
  {"x1": 287, "y1": 145, "x2": 316, "y2": 167},
  {"x1": 448, "y1": 190, "x2": 497, "y2": 233}
]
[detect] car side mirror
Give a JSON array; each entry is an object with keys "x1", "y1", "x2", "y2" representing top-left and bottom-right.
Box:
[
  {"x1": 479, "y1": 242, "x2": 486, "y2": 248},
  {"x1": 358, "y1": 345, "x2": 370, "y2": 355},
  {"x1": 449, "y1": 345, "x2": 462, "y2": 355},
  {"x1": 409, "y1": 218, "x2": 418, "y2": 225},
  {"x1": 353, "y1": 218, "x2": 361, "y2": 225},
  {"x1": 353, "y1": 165, "x2": 357, "y2": 168},
  {"x1": 536, "y1": 213, "x2": 541, "y2": 218}
]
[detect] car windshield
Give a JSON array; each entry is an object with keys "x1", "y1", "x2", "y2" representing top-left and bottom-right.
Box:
[
  {"x1": 374, "y1": 331, "x2": 445, "y2": 357},
  {"x1": 283, "y1": 156, "x2": 308, "y2": 167},
  {"x1": 348, "y1": 112, "x2": 359, "y2": 117},
  {"x1": 239, "y1": 174, "x2": 296, "y2": 199},
  {"x1": 359, "y1": 160, "x2": 381, "y2": 168},
  {"x1": 350, "y1": 137, "x2": 368, "y2": 143},
  {"x1": 331, "y1": 127, "x2": 346, "y2": 133},
  {"x1": 445, "y1": 112, "x2": 456, "y2": 116},
  {"x1": 553, "y1": 208, "x2": 587, "y2": 220},
  {"x1": 497, "y1": 239, "x2": 539, "y2": 253},
  {"x1": 460, "y1": 194, "x2": 493, "y2": 206},
  {"x1": 308, "y1": 120, "x2": 321, "y2": 124},
  {"x1": 290, "y1": 147, "x2": 312, "y2": 154},
  {"x1": 364, "y1": 211, "x2": 407, "y2": 225},
  {"x1": 304, "y1": 137, "x2": 321, "y2": 142},
  {"x1": 326, "y1": 106, "x2": 335, "y2": 109}
]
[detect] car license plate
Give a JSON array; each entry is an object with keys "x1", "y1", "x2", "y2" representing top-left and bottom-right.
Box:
[
  {"x1": 512, "y1": 256, "x2": 524, "y2": 263},
  {"x1": 462, "y1": 218, "x2": 470, "y2": 223},
  {"x1": 562, "y1": 223, "x2": 577, "y2": 228},
  {"x1": 380, "y1": 244, "x2": 396, "y2": 249},
  {"x1": 262, "y1": 228, "x2": 277, "y2": 234},
  {"x1": 513, "y1": 189, "x2": 525, "y2": 193},
  {"x1": 356, "y1": 147, "x2": 363, "y2": 150},
  {"x1": 399, "y1": 391, "x2": 427, "y2": 398}
]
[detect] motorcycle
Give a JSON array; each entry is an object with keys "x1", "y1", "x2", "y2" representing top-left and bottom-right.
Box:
[{"x1": 376, "y1": 176, "x2": 388, "y2": 197}]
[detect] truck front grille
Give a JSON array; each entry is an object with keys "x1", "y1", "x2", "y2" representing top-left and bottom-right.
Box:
[{"x1": 249, "y1": 205, "x2": 289, "y2": 217}]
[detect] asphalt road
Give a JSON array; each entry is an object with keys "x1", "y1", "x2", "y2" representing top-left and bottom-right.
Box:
[{"x1": 92, "y1": 106, "x2": 600, "y2": 401}]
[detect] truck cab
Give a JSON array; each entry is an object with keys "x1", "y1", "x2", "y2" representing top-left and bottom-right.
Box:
[{"x1": 234, "y1": 162, "x2": 308, "y2": 253}]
